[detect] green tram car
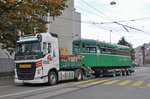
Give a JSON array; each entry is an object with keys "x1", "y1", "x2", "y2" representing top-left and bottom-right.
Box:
[{"x1": 73, "y1": 39, "x2": 134, "y2": 77}]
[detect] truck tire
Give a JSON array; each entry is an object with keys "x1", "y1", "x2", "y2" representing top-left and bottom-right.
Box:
[
  {"x1": 95, "y1": 74, "x2": 100, "y2": 78},
  {"x1": 75, "y1": 69, "x2": 83, "y2": 81},
  {"x1": 48, "y1": 71, "x2": 57, "y2": 86}
]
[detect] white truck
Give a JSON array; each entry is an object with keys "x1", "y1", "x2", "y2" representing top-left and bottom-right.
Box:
[{"x1": 14, "y1": 33, "x2": 90, "y2": 85}]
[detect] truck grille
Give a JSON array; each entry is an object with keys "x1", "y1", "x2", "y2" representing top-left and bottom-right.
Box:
[{"x1": 16, "y1": 62, "x2": 36, "y2": 80}]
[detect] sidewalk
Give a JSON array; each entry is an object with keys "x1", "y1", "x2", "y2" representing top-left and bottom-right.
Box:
[{"x1": 0, "y1": 77, "x2": 14, "y2": 86}]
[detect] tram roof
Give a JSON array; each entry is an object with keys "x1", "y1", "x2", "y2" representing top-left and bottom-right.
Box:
[{"x1": 73, "y1": 39, "x2": 130, "y2": 50}]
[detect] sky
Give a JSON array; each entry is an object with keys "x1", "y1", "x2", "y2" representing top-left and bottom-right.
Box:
[{"x1": 74, "y1": 0, "x2": 150, "y2": 48}]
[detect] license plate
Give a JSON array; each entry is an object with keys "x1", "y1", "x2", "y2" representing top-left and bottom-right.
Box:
[
  {"x1": 19, "y1": 64, "x2": 31, "y2": 68},
  {"x1": 22, "y1": 80, "x2": 29, "y2": 83}
]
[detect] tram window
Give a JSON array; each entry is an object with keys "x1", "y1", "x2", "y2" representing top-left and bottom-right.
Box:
[
  {"x1": 101, "y1": 48, "x2": 107, "y2": 54},
  {"x1": 82, "y1": 44, "x2": 86, "y2": 53},
  {"x1": 73, "y1": 44, "x2": 80, "y2": 53},
  {"x1": 86, "y1": 44, "x2": 96, "y2": 53},
  {"x1": 97, "y1": 45, "x2": 100, "y2": 54},
  {"x1": 112, "y1": 50, "x2": 116, "y2": 55},
  {"x1": 107, "y1": 49, "x2": 111, "y2": 54}
]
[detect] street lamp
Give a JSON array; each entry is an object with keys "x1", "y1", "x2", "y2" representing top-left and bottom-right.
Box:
[{"x1": 110, "y1": 1, "x2": 116, "y2": 5}]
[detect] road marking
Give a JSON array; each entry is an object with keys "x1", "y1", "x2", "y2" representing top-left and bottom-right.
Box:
[
  {"x1": 103, "y1": 80, "x2": 120, "y2": 85},
  {"x1": 60, "y1": 81, "x2": 76, "y2": 84},
  {"x1": 0, "y1": 85, "x2": 14, "y2": 88},
  {"x1": 88, "y1": 80, "x2": 108, "y2": 84},
  {"x1": 73, "y1": 80, "x2": 95, "y2": 84},
  {"x1": 118, "y1": 80, "x2": 132, "y2": 86},
  {"x1": 0, "y1": 84, "x2": 65, "y2": 98},
  {"x1": 132, "y1": 81, "x2": 144, "y2": 86},
  {"x1": 147, "y1": 83, "x2": 150, "y2": 87},
  {"x1": 22, "y1": 87, "x2": 79, "y2": 99}
]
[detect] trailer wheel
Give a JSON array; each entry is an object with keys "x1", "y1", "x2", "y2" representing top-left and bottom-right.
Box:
[
  {"x1": 112, "y1": 71, "x2": 116, "y2": 77},
  {"x1": 48, "y1": 71, "x2": 57, "y2": 86},
  {"x1": 120, "y1": 71, "x2": 123, "y2": 76},
  {"x1": 123, "y1": 71, "x2": 126, "y2": 76},
  {"x1": 75, "y1": 69, "x2": 83, "y2": 81},
  {"x1": 127, "y1": 70, "x2": 131, "y2": 75}
]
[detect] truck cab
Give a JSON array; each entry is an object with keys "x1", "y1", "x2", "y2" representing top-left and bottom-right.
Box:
[{"x1": 14, "y1": 33, "x2": 60, "y2": 85}]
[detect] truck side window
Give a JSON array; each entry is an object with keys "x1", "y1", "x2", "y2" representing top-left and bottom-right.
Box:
[
  {"x1": 43, "y1": 42, "x2": 47, "y2": 55},
  {"x1": 48, "y1": 43, "x2": 51, "y2": 53}
]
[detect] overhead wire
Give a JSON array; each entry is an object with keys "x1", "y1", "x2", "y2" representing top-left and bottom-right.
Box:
[{"x1": 80, "y1": 0, "x2": 148, "y2": 34}]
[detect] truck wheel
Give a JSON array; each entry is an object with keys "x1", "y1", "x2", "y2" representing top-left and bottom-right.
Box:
[
  {"x1": 48, "y1": 71, "x2": 57, "y2": 86},
  {"x1": 95, "y1": 74, "x2": 100, "y2": 78},
  {"x1": 75, "y1": 69, "x2": 83, "y2": 81}
]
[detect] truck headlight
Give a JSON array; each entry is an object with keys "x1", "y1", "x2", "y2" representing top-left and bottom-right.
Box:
[{"x1": 37, "y1": 69, "x2": 42, "y2": 76}]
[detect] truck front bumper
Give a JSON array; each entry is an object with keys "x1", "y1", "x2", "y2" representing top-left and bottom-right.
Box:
[{"x1": 14, "y1": 76, "x2": 48, "y2": 84}]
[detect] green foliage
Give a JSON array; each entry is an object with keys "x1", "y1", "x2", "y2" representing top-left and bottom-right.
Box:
[
  {"x1": 0, "y1": 0, "x2": 68, "y2": 54},
  {"x1": 118, "y1": 36, "x2": 135, "y2": 62}
]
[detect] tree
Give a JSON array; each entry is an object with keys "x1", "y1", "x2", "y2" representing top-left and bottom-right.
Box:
[
  {"x1": 0, "y1": 0, "x2": 68, "y2": 54},
  {"x1": 118, "y1": 37, "x2": 135, "y2": 62}
]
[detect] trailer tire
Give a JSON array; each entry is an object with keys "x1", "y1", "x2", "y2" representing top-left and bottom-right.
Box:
[
  {"x1": 120, "y1": 71, "x2": 123, "y2": 76},
  {"x1": 123, "y1": 71, "x2": 126, "y2": 76},
  {"x1": 75, "y1": 69, "x2": 83, "y2": 81},
  {"x1": 127, "y1": 70, "x2": 131, "y2": 75},
  {"x1": 48, "y1": 71, "x2": 57, "y2": 86},
  {"x1": 112, "y1": 71, "x2": 116, "y2": 77}
]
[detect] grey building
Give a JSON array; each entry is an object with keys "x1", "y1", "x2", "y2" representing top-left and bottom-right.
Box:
[{"x1": 47, "y1": 0, "x2": 81, "y2": 53}]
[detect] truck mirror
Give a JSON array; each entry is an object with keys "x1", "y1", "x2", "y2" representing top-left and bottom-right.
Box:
[{"x1": 37, "y1": 35, "x2": 42, "y2": 41}]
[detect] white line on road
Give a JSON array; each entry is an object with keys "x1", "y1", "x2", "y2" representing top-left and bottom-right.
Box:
[
  {"x1": 0, "y1": 84, "x2": 65, "y2": 98},
  {"x1": 22, "y1": 87, "x2": 79, "y2": 99}
]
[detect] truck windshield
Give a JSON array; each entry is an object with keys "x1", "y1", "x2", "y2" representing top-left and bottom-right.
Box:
[{"x1": 15, "y1": 42, "x2": 42, "y2": 60}]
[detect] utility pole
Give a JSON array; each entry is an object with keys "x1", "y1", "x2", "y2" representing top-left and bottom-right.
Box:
[{"x1": 110, "y1": 30, "x2": 112, "y2": 43}]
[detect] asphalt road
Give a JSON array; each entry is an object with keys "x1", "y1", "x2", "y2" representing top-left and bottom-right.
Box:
[{"x1": 0, "y1": 67, "x2": 150, "y2": 99}]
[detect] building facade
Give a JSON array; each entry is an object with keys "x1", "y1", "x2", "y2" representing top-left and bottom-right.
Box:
[
  {"x1": 47, "y1": 0, "x2": 81, "y2": 53},
  {"x1": 135, "y1": 43, "x2": 150, "y2": 66}
]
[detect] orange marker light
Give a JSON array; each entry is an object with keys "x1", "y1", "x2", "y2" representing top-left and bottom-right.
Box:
[
  {"x1": 21, "y1": 32, "x2": 25, "y2": 35},
  {"x1": 33, "y1": 30, "x2": 36, "y2": 34}
]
